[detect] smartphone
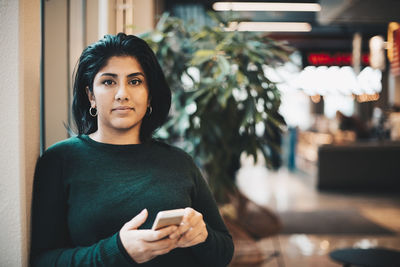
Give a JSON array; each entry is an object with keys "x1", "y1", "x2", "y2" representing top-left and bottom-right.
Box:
[{"x1": 151, "y1": 208, "x2": 185, "y2": 230}]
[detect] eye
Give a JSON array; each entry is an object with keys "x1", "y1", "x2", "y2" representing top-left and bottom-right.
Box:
[
  {"x1": 102, "y1": 79, "x2": 115, "y2": 86},
  {"x1": 129, "y1": 79, "x2": 143, "y2": 86}
]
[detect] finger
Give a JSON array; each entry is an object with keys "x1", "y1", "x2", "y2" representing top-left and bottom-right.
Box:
[
  {"x1": 133, "y1": 237, "x2": 177, "y2": 259},
  {"x1": 189, "y1": 211, "x2": 203, "y2": 227},
  {"x1": 178, "y1": 231, "x2": 206, "y2": 248},
  {"x1": 168, "y1": 228, "x2": 181, "y2": 240},
  {"x1": 181, "y1": 207, "x2": 195, "y2": 226},
  {"x1": 186, "y1": 208, "x2": 204, "y2": 227},
  {"x1": 178, "y1": 221, "x2": 203, "y2": 244},
  {"x1": 140, "y1": 225, "x2": 178, "y2": 242},
  {"x1": 172, "y1": 209, "x2": 202, "y2": 238},
  {"x1": 149, "y1": 236, "x2": 178, "y2": 251},
  {"x1": 122, "y1": 209, "x2": 148, "y2": 230},
  {"x1": 173, "y1": 223, "x2": 190, "y2": 238},
  {"x1": 152, "y1": 240, "x2": 177, "y2": 256}
]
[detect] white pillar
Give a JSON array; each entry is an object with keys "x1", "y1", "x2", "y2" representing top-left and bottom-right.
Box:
[
  {"x1": 99, "y1": 0, "x2": 116, "y2": 38},
  {"x1": 0, "y1": 0, "x2": 41, "y2": 266}
]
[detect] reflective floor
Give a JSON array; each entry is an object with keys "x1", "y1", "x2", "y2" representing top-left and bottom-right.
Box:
[{"x1": 236, "y1": 161, "x2": 400, "y2": 267}]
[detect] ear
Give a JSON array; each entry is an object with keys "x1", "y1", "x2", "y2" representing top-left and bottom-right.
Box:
[{"x1": 86, "y1": 87, "x2": 96, "y2": 107}]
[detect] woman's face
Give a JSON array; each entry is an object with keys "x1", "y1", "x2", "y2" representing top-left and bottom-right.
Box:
[{"x1": 88, "y1": 56, "x2": 150, "y2": 137}]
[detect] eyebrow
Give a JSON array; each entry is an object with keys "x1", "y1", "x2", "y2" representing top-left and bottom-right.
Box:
[{"x1": 100, "y1": 72, "x2": 145, "y2": 78}]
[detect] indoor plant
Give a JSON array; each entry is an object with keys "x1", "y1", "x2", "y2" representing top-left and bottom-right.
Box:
[{"x1": 141, "y1": 13, "x2": 293, "y2": 203}]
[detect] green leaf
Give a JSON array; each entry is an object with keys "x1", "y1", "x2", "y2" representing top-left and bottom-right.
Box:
[
  {"x1": 191, "y1": 50, "x2": 217, "y2": 65},
  {"x1": 156, "y1": 12, "x2": 171, "y2": 31},
  {"x1": 144, "y1": 11, "x2": 293, "y2": 203},
  {"x1": 217, "y1": 86, "x2": 233, "y2": 108},
  {"x1": 216, "y1": 55, "x2": 230, "y2": 75},
  {"x1": 236, "y1": 71, "x2": 247, "y2": 85}
]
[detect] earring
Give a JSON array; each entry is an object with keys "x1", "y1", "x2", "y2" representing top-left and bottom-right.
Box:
[
  {"x1": 147, "y1": 106, "x2": 153, "y2": 115},
  {"x1": 89, "y1": 107, "x2": 98, "y2": 117}
]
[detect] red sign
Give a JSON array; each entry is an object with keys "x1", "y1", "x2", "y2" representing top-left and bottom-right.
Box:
[{"x1": 307, "y1": 52, "x2": 370, "y2": 66}]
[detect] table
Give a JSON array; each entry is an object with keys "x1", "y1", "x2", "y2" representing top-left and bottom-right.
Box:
[{"x1": 330, "y1": 247, "x2": 400, "y2": 267}]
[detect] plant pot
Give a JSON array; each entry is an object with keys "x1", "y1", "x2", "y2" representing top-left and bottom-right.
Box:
[
  {"x1": 222, "y1": 216, "x2": 266, "y2": 266},
  {"x1": 223, "y1": 190, "x2": 282, "y2": 240},
  {"x1": 220, "y1": 191, "x2": 282, "y2": 266}
]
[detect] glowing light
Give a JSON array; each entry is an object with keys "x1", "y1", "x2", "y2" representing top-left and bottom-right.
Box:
[
  {"x1": 213, "y1": 2, "x2": 321, "y2": 12},
  {"x1": 288, "y1": 234, "x2": 316, "y2": 256},
  {"x1": 324, "y1": 94, "x2": 355, "y2": 118},
  {"x1": 225, "y1": 22, "x2": 312, "y2": 32},
  {"x1": 296, "y1": 66, "x2": 317, "y2": 95},
  {"x1": 357, "y1": 67, "x2": 382, "y2": 94},
  {"x1": 356, "y1": 93, "x2": 380, "y2": 103},
  {"x1": 310, "y1": 95, "x2": 321, "y2": 103},
  {"x1": 369, "y1": 35, "x2": 386, "y2": 70},
  {"x1": 297, "y1": 66, "x2": 382, "y2": 96},
  {"x1": 354, "y1": 239, "x2": 378, "y2": 249},
  {"x1": 320, "y1": 240, "x2": 330, "y2": 250},
  {"x1": 338, "y1": 66, "x2": 359, "y2": 95}
]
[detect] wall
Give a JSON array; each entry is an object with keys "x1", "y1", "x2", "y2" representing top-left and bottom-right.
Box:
[
  {"x1": 86, "y1": 0, "x2": 99, "y2": 44},
  {"x1": 43, "y1": 0, "x2": 113, "y2": 148},
  {"x1": 114, "y1": 0, "x2": 156, "y2": 35},
  {"x1": 131, "y1": 0, "x2": 155, "y2": 34},
  {"x1": 0, "y1": 0, "x2": 41, "y2": 266},
  {"x1": 44, "y1": 0, "x2": 69, "y2": 148}
]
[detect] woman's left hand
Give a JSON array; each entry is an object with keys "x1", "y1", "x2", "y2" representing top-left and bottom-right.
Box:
[{"x1": 169, "y1": 207, "x2": 208, "y2": 248}]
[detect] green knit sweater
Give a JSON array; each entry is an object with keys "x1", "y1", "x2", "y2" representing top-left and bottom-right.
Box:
[{"x1": 30, "y1": 135, "x2": 234, "y2": 266}]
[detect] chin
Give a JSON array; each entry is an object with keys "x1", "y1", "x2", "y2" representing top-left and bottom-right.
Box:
[{"x1": 111, "y1": 120, "x2": 142, "y2": 131}]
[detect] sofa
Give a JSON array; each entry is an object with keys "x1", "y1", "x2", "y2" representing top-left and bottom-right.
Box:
[{"x1": 317, "y1": 141, "x2": 400, "y2": 191}]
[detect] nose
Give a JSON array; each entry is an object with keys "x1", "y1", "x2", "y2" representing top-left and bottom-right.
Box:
[{"x1": 115, "y1": 83, "x2": 129, "y2": 101}]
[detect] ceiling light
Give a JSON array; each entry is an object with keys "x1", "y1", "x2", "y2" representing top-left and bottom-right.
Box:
[
  {"x1": 213, "y1": 2, "x2": 321, "y2": 12},
  {"x1": 225, "y1": 22, "x2": 312, "y2": 32}
]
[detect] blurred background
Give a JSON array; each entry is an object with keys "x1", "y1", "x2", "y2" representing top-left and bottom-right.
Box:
[
  {"x1": 43, "y1": 0, "x2": 400, "y2": 149},
  {"x1": 41, "y1": 1, "x2": 400, "y2": 266},
  {"x1": 1, "y1": 0, "x2": 400, "y2": 266}
]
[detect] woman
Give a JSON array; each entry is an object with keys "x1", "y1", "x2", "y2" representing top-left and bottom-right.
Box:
[{"x1": 30, "y1": 33, "x2": 234, "y2": 266}]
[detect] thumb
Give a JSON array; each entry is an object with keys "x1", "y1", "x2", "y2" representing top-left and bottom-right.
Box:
[{"x1": 123, "y1": 209, "x2": 148, "y2": 230}]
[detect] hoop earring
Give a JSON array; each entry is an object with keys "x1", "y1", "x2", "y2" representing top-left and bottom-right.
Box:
[
  {"x1": 147, "y1": 106, "x2": 153, "y2": 116},
  {"x1": 89, "y1": 107, "x2": 98, "y2": 117}
]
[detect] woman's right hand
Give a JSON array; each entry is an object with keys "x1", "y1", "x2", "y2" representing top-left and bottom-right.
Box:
[{"x1": 119, "y1": 209, "x2": 179, "y2": 264}]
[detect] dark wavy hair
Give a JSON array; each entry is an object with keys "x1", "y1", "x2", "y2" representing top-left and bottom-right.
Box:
[{"x1": 72, "y1": 33, "x2": 171, "y2": 142}]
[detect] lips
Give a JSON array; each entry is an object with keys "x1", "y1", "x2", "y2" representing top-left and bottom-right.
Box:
[{"x1": 112, "y1": 106, "x2": 134, "y2": 111}]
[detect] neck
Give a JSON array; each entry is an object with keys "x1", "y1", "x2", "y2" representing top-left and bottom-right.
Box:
[{"x1": 90, "y1": 128, "x2": 141, "y2": 145}]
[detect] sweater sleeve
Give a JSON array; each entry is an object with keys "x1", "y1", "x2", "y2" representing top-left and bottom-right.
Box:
[
  {"x1": 189, "y1": 165, "x2": 234, "y2": 267},
  {"x1": 30, "y1": 149, "x2": 136, "y2": 267}
]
